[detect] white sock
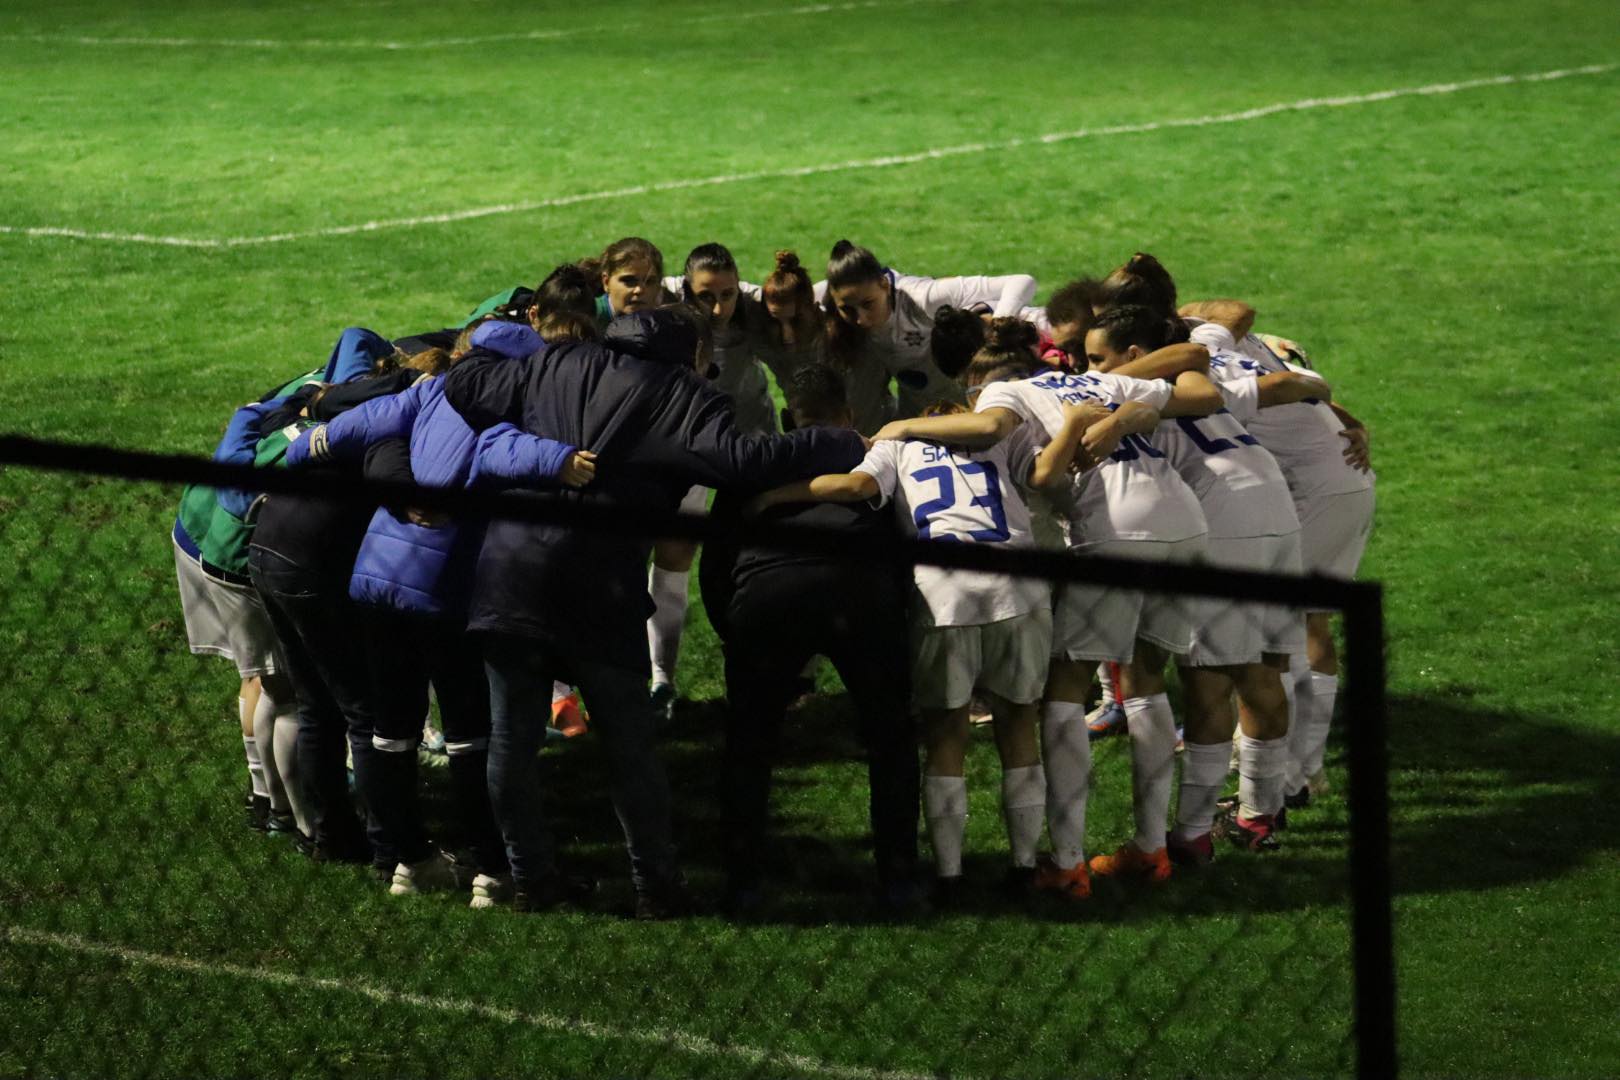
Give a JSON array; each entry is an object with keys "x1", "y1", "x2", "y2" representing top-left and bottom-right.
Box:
[
  {"x1": 1097, "y1": 664, "x2": 1116, "y2": 708},
  {"x1": 646, "y1": 567, "x2": 689, "y2": 687},
  {"x1": 240, "y1": 697, "x2": 268, "y2": 799},
  {"x1": 1124, "y1": 694, "x2": 1178, "y2": 854},
  {"x1": 1000, "y1": 765, "x2": 1046, "y2": 869},
  {"x1": 1299, "y1": 672, "x2": 1339, "y2": 779},
  {"x1": 924, "y1": 775, "x2": 968, "y2": 879},
  {"x1": 1041, "y1": 700, "x2": 1091, "y2": 870},
  {"x1": 1173, "y1": 742, "x2": 1230, "y2": 840},
  {"x1": 1239, "y1": 734, "x2": 1291, "y2": 818},
  {"x1": 1284, "y1": 653, "x2": 1312, "y2": 793}
]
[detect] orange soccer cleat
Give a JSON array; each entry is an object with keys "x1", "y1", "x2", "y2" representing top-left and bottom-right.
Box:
[
  {"x1": 1033, "y1": 854, "x2": 1092, "y2": 900},
  {"x1": 1087, "y1": 842, "x2": 1172, "y2": 884},
  {"x1": 551, "y1": 689, "x2": 589, "y2": 738}
]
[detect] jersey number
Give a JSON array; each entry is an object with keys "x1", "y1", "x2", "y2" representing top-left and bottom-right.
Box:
[
  {"x1": 909, "y1": 462, "x2": 1010, "y2": 542},
  {"x1": 1109, "y1": 433, "x2": 1166, "y2": 462},
  {"x1": 1175, "y1": 415, "x2": 1259, "y2": 456}
]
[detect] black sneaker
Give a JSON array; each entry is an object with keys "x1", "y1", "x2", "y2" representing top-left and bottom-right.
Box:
[
  {"x1": 1283, "y1": 785, "x2": 1312, "y2": 811},
  {"x1": 245, "y1": 794, "x2": 271, "y2": 832},
  {"x1": 513, "y1": 873, "x2": 597, "y2": 913},
  {"x1": 932, "y1": 875, "x2": 969, "y2": 909},
  {"x1": 634, "y1": 872, "x2": 696, "y2": 920},
  {"x1": 1000, "y1": 865, "x2": 1038, "y2": 899}
]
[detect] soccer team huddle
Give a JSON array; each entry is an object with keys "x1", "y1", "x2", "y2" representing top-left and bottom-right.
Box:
[{"x1": 172, "y1": 235, "x2": 1375, "y2": 918}]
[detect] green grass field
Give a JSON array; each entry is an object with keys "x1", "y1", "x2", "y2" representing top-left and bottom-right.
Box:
[{"x1": 2, "y1": 1, "x2": 1618, "y2": 1076}]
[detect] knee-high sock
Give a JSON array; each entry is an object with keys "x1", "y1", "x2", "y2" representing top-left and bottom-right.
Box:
[
  {"x1": 646, "y1": 567, "x2": 689, "y2": 688},
  {"x1": 1041, "y1": 701, "x2": 1091, "y2": 870},
  {"x1": 1284, "y1": 653, "x2": 1312, "y2": 793},
  {"x1": 923, "y1": 775, "x2": 968, "y2": 879},
  {"x1": 1124, "y1": 694, "x2": 1178, "y2": 854},
  {"x1": 1000, "y1": 765, "x2": 1046, "y2": 869},
  {"x1": 1174, "y1": 741, "x2": 1230, "y2": 841},
  {"x1": 1097, "y1": 664, "x2": 1117, "y2": 708},
  {"x1": 240, "y1": 698, "x2": 267, "y2": 799},
  {"x1": 364, "y1": 737, "x2": 427, "y2": 867},
  {"x1": 1297, "y1": 672, "x2": 1339, "y2": 782},
  {"x1": 1239, "y1": 735, "x2": 1290, "y2": 818}
]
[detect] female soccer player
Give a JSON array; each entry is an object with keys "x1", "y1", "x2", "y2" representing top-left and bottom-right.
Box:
[
  {"x1": 873, "y1": 317, "x2": 1220, "y2": 893},
  {"x1": 751, "y1": 394, "x2": 1090, "y2": 898},
  {"x1": 817, "y1": 239, "x2": 1038, "y2": 432}
]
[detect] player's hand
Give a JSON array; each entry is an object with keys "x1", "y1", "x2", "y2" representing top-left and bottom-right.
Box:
[
  {"x1": 560, "y1": 450, "x2": 597, "y2": 488},
  {"x1": 404, "y1": 506, "x2": 450, "y2": 528},
  {"x1": 870, "y1": 421, "x2": 910, "y2": 442},
  {"x1": 1081, "y1": 416, "x2": 1124, "y2": 464},
  {"x1": 1062, "y1": 402, "x2": 1112, "y2": 430},
  {"x1": 1339, "y1": 427, "x2": 1371, "y2": 472}
]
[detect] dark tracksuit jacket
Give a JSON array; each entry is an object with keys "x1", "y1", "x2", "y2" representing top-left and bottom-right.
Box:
[{"x1": 441, "y1": 311, "x2": 866, "y2": 676}]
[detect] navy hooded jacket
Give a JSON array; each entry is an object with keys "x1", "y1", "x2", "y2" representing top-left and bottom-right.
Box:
[{"x1": 443, "y1": 310, "x2": 866, "y2": 673}]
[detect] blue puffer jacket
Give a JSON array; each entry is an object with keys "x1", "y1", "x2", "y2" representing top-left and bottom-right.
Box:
[{"x1": 289, "y1": 349, "x2": 575, "y2": 620}]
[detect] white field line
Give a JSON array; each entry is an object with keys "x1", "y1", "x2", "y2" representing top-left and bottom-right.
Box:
[
  {"x1": 1, "y1": 61, "x2": 1613, "y2": 251},
  {"x1": 1, "y1": 924, "x2": 940, "y2": 1080},
  {"x1": 0, "y1": 0, "x2": 950, "y2": 50}
]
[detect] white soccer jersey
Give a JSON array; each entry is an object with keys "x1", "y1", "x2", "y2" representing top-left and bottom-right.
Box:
[
  {"x1": 853, "y1": 429, "x2": 1048, "y2": 628},
  {"x1": 1191, "y1": 323, "x2": 1374, "y2": 505},
  {"x1": 816, "y1": 269, "x2": 1039, "y2": 419},
  {"x1": 1154, "y1": 410, "x2": 1299, "y2": 539},
  {"x1": 975, "y1": 371, "x2": 1207, "y2": 546}
]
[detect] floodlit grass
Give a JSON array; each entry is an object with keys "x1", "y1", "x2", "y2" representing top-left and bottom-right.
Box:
[{"x1": 1, "y1": 0, "x2": 1618, "y2": 1076}]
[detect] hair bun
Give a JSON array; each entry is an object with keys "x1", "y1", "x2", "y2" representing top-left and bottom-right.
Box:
[
  {"x1": 829, "y1": 239, "x2": 857, "y2": 260},
  {"x1": 774, "y1": 250, "x2": 801, "y2": 273},
  {"x1": 983, "y1": 316, "x2": 1039, "y2": 352}
]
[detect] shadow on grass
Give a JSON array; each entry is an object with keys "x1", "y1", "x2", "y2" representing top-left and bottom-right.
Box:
[{"x1": 462, "y1": 688, "x2": 1620, "y2": 926}]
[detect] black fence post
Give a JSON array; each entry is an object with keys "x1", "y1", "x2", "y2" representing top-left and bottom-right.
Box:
[{"x1": 1343, "y1": 585, "x2": 1396, "y2": 1078}]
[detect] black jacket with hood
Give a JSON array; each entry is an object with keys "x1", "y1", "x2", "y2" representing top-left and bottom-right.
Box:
[{"x1": 442, "y1": 309, "x2": 865, "y2": 674}]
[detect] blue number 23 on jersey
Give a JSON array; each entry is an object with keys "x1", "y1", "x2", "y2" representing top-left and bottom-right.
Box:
[{"x1": 908, "y1": 461, "x2": 1011, "y2": 542}]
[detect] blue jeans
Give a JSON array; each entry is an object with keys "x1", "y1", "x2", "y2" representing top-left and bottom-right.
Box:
[{"x1": 483, "y1": 633, "x2": 677, "y2": 892}]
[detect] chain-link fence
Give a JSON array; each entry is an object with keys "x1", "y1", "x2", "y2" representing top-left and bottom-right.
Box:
[{"x1": 0, "y1": 436, "x2": 1390, "y2": 1079}]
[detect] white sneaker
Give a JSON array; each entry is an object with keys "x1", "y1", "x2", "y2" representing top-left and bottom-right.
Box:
[
  {"x1": 389, "y1": 850, "x2": 474, "y2": 896},
  {"x1": 469, "y1": 873, "x2": 513, "y2": 910}
]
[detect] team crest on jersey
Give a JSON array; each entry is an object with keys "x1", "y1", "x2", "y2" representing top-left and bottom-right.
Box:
[{"x1": 903, "y1": 330, "x2": 926, "y2": 348}]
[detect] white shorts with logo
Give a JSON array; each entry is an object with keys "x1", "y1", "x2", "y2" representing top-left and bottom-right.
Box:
[
  {"x1": 1298, "y1": 487, "x2": 1375, "y2": 611},
  {"x1": 1053, "y1": 535, "x2": 1208, "y2": 663},
  {"x1": 911, "y1": 606, "x2": 1053, "y2": 711},
  {"x1": 174, "y1": 539, "x2": 281, "y2": 680},
  {"x1": 1187, "y1": 532, "x2": 1306, "y2": 667}
]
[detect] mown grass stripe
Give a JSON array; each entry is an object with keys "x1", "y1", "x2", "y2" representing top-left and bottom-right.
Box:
[{"x1": 2, "y1": 61, "x2": 1611, "y2": 251}]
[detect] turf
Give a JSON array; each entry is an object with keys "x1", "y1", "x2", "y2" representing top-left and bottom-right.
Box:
[{"x1": 1, "y1": 1, "x2": 1618, "y2": 1077}]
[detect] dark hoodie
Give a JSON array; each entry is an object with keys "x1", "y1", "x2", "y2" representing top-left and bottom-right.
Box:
[{"x1": 442, "y1": 309, "x2": 865, "y2": 674}]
